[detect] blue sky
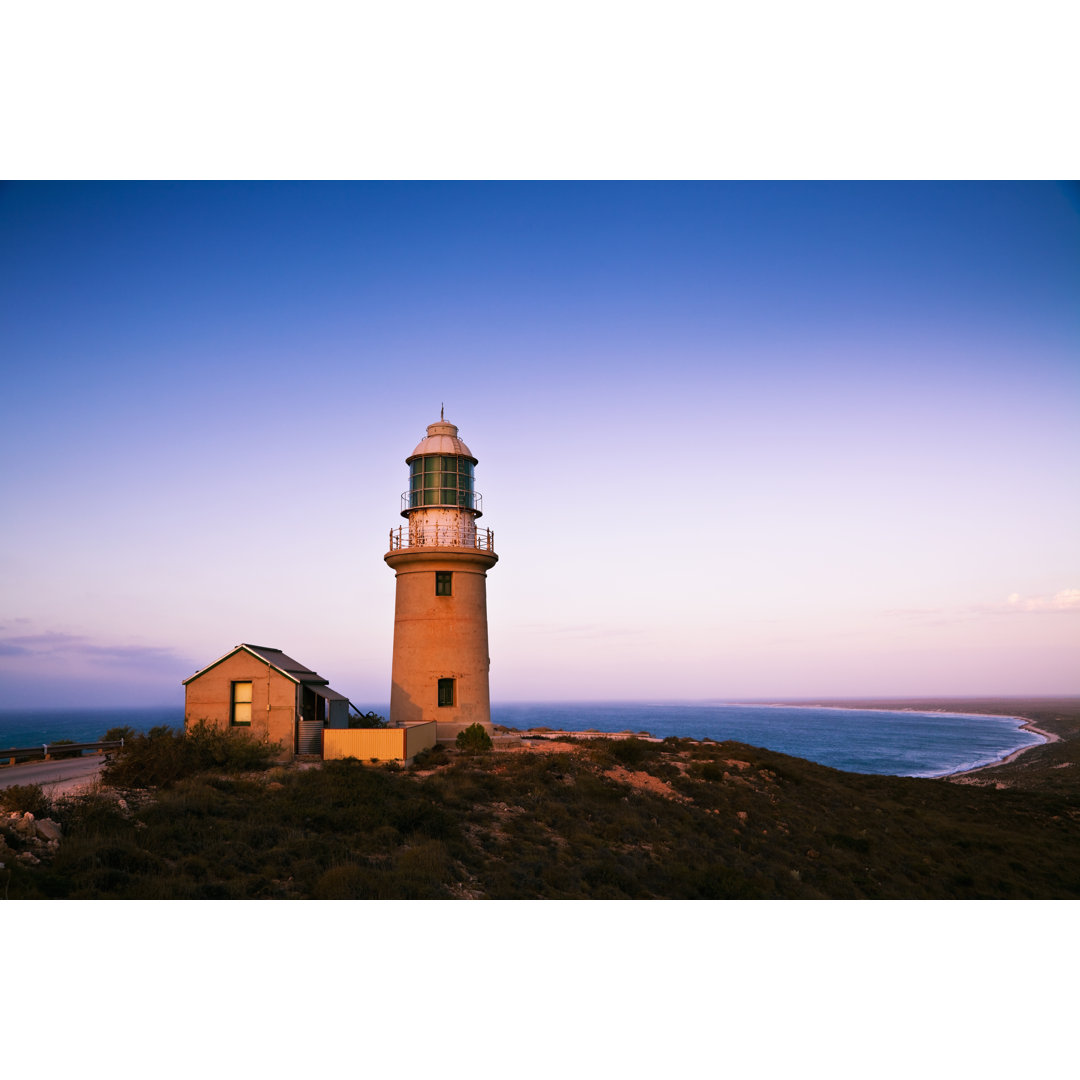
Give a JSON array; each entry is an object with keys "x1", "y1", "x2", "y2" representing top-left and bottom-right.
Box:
[{"x1": 1, "y1": 181, "x2": 1077, "y2": 707}]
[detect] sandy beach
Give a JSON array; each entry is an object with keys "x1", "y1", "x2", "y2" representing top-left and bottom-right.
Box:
[{"x1": 943, "y1": 716, "x2": 1059, "y2": 779}]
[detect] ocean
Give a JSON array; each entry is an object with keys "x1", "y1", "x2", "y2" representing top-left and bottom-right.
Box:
[{"x1": 0, "y1": 701, "x2": 1042, "y2": 778}]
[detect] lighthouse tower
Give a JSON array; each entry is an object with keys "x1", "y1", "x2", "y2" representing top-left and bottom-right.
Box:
[{"x1": 385, "y1": 415, "x2": 498, "y2": 743}]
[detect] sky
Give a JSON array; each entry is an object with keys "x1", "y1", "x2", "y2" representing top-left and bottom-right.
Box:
[{"x1": 1, "y1": 181, "x2": 1078, "y2": 707}]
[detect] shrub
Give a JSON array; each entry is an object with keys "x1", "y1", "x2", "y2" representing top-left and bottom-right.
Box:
[
  {"x1": 53, "y1": 792, "x2": 128, "y2": 835},
  {"x1": 49, "y1": 739, "x2": 82, "y2": 760},
  {"x1": 349, "y1": 710, "x2": 387, "y2": 729},
  {"x1": 102, "y1": 725, "x2": 136, "y2": 745},
  {"x1": 412, "y1": 744, "x2": 449, "y2": 769},
  {"x1": 0, "y1": 783, "x2": 53, "y2": 818},
  {"x1": 611, "y1": 737, "x2": 650, "y2": 767},
  {"x1": 185, "y1": 721, "x2": 279, "y2": 772},
  {"x1": 102, "y1": 721, "x2": 279, "y2": 788},
  {"x1": 456, "y1": 724, "x2": 493, "y2": 755}
]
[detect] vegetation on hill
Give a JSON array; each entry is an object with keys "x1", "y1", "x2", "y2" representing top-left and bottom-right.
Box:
[{"x1": 2, "y1": 699, "x2": 1078, "y2": 900}]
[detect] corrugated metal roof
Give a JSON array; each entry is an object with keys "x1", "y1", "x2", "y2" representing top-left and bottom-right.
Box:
[
  {"x1": 306, "y1": 685, "x2": 349, "y2": 702},
  {"x1": 242, "y1": 644, "x2": 323, "y2": 679},
  {"x1": 182, "y1": 644, "x2": 348, "y2": 706}
]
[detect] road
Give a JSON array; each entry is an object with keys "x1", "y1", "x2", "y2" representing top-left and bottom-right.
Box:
[{"x1": 0, "y1": 755, "x2": 108, "y2": 796}]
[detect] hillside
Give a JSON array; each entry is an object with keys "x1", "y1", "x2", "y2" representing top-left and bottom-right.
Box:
[{"x1": 3, "y1": 697, "x2": 1079, "y2": 900}]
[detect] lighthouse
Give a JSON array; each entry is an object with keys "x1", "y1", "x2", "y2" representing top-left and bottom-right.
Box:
[{"x1": 385, "y1": 415, "x2": 498, "y2": 742}]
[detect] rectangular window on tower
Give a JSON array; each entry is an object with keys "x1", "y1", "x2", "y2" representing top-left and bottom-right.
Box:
[
  {"x1": 231, "y1": 681, "x2": 253, "y2": 726},
  {"x1": 435, "y1": 571, "x2": 452, "y2": 596},
  {"x1": 438, "y1": 678, "x2": 455, "y2": 707}
]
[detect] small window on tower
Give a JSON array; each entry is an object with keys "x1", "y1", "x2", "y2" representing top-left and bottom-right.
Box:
[
  {"x1": 438, "y1": 678, "x2": 455, "y2": 707},
  {"x1": 435, "y1": 572, "x2": 452, "y2": 596},
  {"x1": 231, "y1": 681, "x2": 252, "y2": 726}
]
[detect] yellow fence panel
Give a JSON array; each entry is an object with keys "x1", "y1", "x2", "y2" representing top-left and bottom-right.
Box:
[
  {"x1": 323, "y1": 728, "x2": 405, "y2": 761},
  {"x1": 323, "y1": 723, "x2": 437, "y2": 761}
]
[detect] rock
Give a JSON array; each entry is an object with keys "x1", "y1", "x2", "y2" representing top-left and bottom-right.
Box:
[
  {"x1": 16, "y1": 851, "x2": 41, "y2": 865},
  {"x1": 35, "y1": 818, "x2": 62, "y2": 842}
]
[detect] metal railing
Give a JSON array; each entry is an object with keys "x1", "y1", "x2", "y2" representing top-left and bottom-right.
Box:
[
  {"x1": 2, "y1": 740, "x2": 125, "y2": 766},
  {"x1": 388, "y1": 523, "x2": 496, "y2": 552},
  {"x1": 400, "y1": 490, "x2": 483, "y2": 514}
]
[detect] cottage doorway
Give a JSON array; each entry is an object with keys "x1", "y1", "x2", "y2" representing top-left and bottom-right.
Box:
[{"x1": 297, "y1": 685, "x2": 326, "y2": 755}]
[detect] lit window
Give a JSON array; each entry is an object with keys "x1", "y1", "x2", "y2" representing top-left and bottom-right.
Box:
[
  {"x1": 435, "y1": 571, "x2": 452, "y2": 596},
  {"x1": 438, "y1": 678, "x2": 455, "y2": 707},
  {"x1": 232, "y1": 681, "x2": 252, "y2": 725}
]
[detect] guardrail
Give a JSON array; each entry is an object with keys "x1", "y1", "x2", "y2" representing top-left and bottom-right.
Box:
[{"x1": 1, "y1": 740, "x2": 125, "y2": 766}]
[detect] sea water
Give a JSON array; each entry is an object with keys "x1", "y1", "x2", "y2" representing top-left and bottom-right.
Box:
[
  {"x1": 0, "y1": 701, "x2": 1042, "y2": 778},
  {"x1": 491, "y1": 702, "x2": 1042, "y2": 777}
]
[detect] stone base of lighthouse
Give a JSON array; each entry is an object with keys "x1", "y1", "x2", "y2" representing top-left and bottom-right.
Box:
[{"x1": 384, "y1": 546, "x2": 498, "y2": 743}]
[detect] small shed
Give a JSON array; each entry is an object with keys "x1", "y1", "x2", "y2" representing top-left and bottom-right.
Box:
[{"x1": 183, "y1": 643, "x2": 351, "y2": 758}]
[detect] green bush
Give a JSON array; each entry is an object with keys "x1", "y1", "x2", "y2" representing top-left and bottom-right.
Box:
[
  {"x1": 456, "y1": 724, "x2": 493, "y2": 754},
  {"x1": 49, "y1": 739, "x2": 82, "y2": 760}
]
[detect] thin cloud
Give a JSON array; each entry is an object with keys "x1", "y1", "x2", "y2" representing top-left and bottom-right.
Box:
[
  {"x1": 1005, "y1": 589, "x2": 1080, "y2": 613},
  {"x1": 0, "y1": 631, "x2": 192, "y2": 668},
  {"x1": 884, "y1": 588, "x2": 1080, "y2": 624},
  {"x1": 0, "y1": 631, "x2": 87, "y2": 650}
]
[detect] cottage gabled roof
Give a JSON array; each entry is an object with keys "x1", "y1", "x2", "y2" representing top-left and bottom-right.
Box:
[
  {"x1": 240, "y1": 644, "x2": 328, "y2": 684},
  {"x1": 181, "y1": 643, "x2": 339, "y2": 692}
]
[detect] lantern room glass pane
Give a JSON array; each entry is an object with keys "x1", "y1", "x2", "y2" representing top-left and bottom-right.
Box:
[{"x1": 410, "y1": 455, "x2": 477, "y2": 506}]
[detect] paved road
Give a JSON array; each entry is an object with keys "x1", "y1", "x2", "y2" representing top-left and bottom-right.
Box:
[{"x1": 0, "y1": 755, "x2": 108, "y2": 794}]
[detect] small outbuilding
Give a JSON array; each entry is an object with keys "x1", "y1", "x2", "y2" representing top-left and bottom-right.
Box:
[{"x1": 183, "y1": 643, "x2": 351, "y2": 758}]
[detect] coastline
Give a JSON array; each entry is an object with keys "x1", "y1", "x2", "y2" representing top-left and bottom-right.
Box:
[
  {"x1": 766, "y1": 699, "x2": 1065, "y2": 779},
  {"x1": 941, "y1": 716, "x2": 1059, "y2": 779},
  {"x1": 512, "y1": 705, "x2": 1060, "y2": 781}
]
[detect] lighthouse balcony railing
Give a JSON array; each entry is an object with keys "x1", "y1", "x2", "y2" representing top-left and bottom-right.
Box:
[
  {"x1": 401, "y1": 490, "x2": 483, "y2": 514},
  {"x1": 388, "y1": 524, "x2": 495, "y2": 553}
]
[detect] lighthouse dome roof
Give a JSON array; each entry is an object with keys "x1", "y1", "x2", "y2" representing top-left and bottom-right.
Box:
[{"x1": 406, "y1": 419, "x2": 477, "y2": 463}]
